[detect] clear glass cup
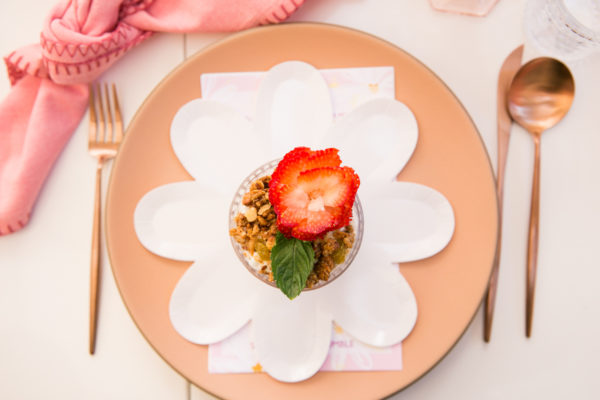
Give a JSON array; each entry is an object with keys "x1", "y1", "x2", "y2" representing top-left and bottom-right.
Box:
[
  {"x1": 429, "y1": 0, "x2": 500, "y2": 16},
  {"x1": 524, "y1": 0, "x2": 600, "y2": 61},
  {"x1": 229, "y1": 159, "x2": 364, "y2": 291}
]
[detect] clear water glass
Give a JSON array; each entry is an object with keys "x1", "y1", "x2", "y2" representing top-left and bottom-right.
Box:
[{"x1": 525, "y1": 0, "x2": 600, "y2": 61}]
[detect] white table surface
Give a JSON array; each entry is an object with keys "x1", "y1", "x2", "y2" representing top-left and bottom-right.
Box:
[{"x1": 1, "y1": 1, "x2": 599, "y2": 399}]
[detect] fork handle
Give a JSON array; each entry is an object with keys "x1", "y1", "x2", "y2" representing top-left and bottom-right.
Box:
[{"x1": 89, "y1": 158, "x2": 103, "y2": 354}]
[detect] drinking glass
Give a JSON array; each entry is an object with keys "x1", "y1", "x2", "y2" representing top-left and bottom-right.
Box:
[
  {"x1": 524, "y1": 0, "x2": 600, "y2": 61},
  {"x1": 429, "y1": 0, "x2": 500, "y2": 16},
  {"x1": 229, "y1": 159, "x2": 364, "y2": 291}
]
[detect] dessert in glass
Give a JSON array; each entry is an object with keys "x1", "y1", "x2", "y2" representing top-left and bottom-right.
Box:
[{"x1": 229, "y1": 147, "x2": 363, "y2": 299}]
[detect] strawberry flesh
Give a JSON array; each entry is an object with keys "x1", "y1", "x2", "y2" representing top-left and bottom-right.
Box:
[
  {"x1": 269, "y1": 147, "x2": 360, "y2": 241},
  {"x1": 271, "y1": 147, "x2": 341, "y2": 186}
]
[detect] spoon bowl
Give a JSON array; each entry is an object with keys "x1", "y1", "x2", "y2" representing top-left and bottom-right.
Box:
[
  {"x1": 507, "y1": 57, "x2": 574, "y2": 337},
  {"x1": 508, "y1": 58, "x2": 575, "y2": 136}
]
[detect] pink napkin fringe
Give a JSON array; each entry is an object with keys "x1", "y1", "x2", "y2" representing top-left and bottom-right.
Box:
[{"x1": 0, "y1": 0, "x2": 304, "y2": 236}]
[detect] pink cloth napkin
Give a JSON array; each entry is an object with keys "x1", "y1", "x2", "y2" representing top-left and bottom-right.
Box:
[{"x1": 0, "y1": 0, "x2": 304, "y2": 235}]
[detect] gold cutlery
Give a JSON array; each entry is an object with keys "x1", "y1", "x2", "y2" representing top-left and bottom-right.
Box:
[
  {"x1": 88, "y1": 83, "x2": 123, "y2": 354},
  {"x1": 484, "y1": 45, "x2": 523, "y2": 342},
  {"x1": 507, "y1": 58, "x2": 574, "y2": 337}
]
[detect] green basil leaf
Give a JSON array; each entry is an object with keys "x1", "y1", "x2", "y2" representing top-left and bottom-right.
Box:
[{"x1": 270, "y1": 232, "x2": 315, "y2": 300}]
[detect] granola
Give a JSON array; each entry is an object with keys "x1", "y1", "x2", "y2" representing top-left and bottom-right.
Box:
[{"x1": 229, "y1": 175, "x2": 355, "y2": 287}]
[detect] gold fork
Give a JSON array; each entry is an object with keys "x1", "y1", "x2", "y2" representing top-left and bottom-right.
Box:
[{"x1": 88, "y1": 83, "x2": 123, "y2": 355}]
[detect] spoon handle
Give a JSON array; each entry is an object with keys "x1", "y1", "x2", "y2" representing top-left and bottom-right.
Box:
[{"x1": 526, "y1": 135, "x2": 541, "y2": 337}]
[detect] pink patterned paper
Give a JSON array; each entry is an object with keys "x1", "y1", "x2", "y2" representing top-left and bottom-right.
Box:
[
  {"x1": 202, "y1": 66, "x2": 403, "y2": 374},
  {"x1": 200, "y1": 66, "x2": 395, "y2": 121}
]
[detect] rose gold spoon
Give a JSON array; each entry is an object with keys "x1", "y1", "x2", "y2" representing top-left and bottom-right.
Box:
[{"x1": 507, "y1": 57, "x2": 574, "y2": 337}]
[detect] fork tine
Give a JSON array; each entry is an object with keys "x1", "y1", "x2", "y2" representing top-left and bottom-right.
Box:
[
  {"x1": 88, "y1": 84, "x2": 97, "y2": 143},
  {"x1": 104, "y1": 83, "x2": 113, "y2": 143},
  {"x1": 111, "y1": 84, "x2": 123, "y2": 143},
  {"x1": 95, "y1": 83, "x2": 105, "y2": 144}
]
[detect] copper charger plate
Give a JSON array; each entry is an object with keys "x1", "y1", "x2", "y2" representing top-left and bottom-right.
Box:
[{"x1": 106, "y1": 23, "x2": 497, "y2": 399}]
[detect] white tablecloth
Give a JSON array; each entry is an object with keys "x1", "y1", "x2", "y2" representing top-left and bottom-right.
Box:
[{"x1": 1, "y1": 1, "x2": 599, "y2": 399}]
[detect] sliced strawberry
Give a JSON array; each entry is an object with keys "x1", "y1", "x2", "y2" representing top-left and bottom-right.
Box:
[
  {"x1": 296, "y1": 167, "x2": 356, "y2": 209},
  {"x1": 270, "y1": 185, "x2": 308, "y2": 216},
  {"x1": 291, "y1": 211, "x2": 339, "y2": 241},
  {"x1": 304, "y1": 148, "x2": 341, "y2": 171},
  {"x1": 269, "y1": 150, "x2": 360, "y2": 241},
  {"x1": 278, "y1": 204, "x2": 342, "y2": 241},
  {"x1": 271, "y1": 147, "x2": 341, "y2": 186},
  {"x1": 270, "y1": 147, "x2": 310, "y2": 186}
]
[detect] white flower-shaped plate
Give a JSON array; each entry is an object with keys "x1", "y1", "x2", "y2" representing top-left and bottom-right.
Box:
[
  {"x1": 105, "y1": 22, "x2": 498, "y2": 400},
  {"x1": 133, "y1": 61, "x2": 455, "y2": 382}
]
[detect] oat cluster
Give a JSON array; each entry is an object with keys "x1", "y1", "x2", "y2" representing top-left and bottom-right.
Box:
[
  {"x1": 230, "y1": 176, "x2": 278, "y2": 278},
  {"x1": 306, "y1": 226, "x2": 355, "y2": 288}
]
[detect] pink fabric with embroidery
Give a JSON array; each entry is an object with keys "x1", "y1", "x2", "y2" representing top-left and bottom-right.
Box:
[{"x1": 0, "y1": 0, "x2": 303, "y2": 235}]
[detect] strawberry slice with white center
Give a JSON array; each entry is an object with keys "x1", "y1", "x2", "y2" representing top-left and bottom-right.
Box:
[
  {"x1": 297, "y1": 167, "x2": 356, "y2": 210},
  {"x1": 270, "y1": 157, "x2": 360, "y2": 241}
]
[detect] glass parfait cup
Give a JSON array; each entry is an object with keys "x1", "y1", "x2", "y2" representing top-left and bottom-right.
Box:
[{"x1": 229, "y1": 159, "x2": 364, "y2": 292}]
